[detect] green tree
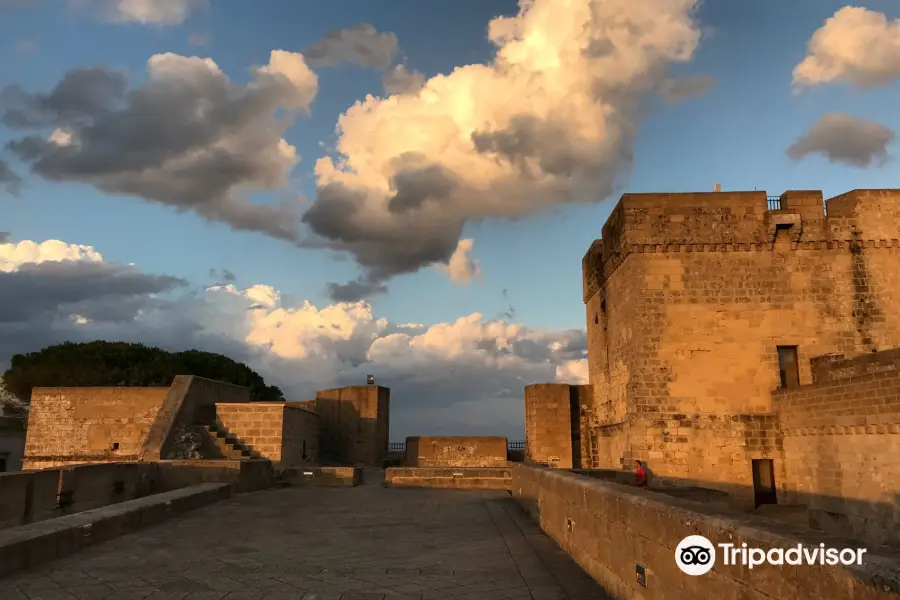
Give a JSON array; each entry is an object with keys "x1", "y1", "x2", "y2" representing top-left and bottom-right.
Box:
[{"x1": 2, "y1": 341, "x2": 284, "y2": 403}]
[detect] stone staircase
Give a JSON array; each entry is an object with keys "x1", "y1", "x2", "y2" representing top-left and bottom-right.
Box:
[{"x1": 192, "y1": 405, "x2": 260, "y2": 460}]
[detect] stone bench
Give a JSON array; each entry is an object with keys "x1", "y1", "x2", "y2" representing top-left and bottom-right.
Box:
[
  {"x1": 280, "y1": 466, "x2": 361, "y2": 487},
  {"x1": 385, "y1": 467, "x2": 512, "y2": 490}
]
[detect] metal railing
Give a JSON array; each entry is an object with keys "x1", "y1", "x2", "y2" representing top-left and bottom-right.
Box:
[
  {"x1": 766, "y1": 196, "x2": 782, "y2": 211},
  {"x1": 390, "y1": 441, "x2": 527, "y2": 451}
]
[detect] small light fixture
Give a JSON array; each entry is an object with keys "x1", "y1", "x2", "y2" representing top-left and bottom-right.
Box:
[{"x1": 366, "y1": 374, "x2": 375, "y2": 385}]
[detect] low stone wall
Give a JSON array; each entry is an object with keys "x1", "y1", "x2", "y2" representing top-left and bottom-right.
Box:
[
  {"x1": 0, "y1": 459, "x2": 274, "y2": 530},
  {"x1": 385, "y1": 467, "x2": 512, "y2": 490},
  {"x1": 154, "y1": 459, "x2": 275, "y2": 493},
  {"x1": 0, "y1": 469, "x2": 61, "y2": 529},
  {"x1": 280, "y1": 466, "x2": 360, "y2": 487},
  {"x1": 404, "y1": 436, "x2": 508, "y2": 467},
  {"x1": 511, "y1": 464, "x2": 900, "y2": 599},
  {"x1": 0, "y1": 483, "x2": 232, "y2": 578}
]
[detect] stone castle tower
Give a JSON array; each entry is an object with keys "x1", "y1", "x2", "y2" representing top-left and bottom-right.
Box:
[{"x1": 527, "y1": 188, "x2": 900, "y2": 500}]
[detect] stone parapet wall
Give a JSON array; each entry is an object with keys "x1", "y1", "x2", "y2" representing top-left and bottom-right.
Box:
[
  {"x1": 0, "y1": 459, "x2": 273, "y2": 531},
  {"x1": 386, "y1": 467, "x2": 511, "y2": 490},
  {"x1": 404, "y1": 436, "x2": 508, "y2": 467},
  {"x1": 511, "y1": 464, "x2": 900, "y2": 600},
  {"x1": 24, "y1": 386, "x2": 169, "y2": 468},
  {"x1": 810, "y1": 349, "x2": 900, "y2": 384},
  {"x1": 774, "y1": 362, "x2": 900, "y2": 547}
]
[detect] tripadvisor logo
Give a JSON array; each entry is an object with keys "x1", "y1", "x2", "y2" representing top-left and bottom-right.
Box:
[
  {"x1": 676, "y1": 535, "x2": 716, "y2": 576},
  {"x1": 675, "y1": 535, "x2": 868, "y2": 576}
]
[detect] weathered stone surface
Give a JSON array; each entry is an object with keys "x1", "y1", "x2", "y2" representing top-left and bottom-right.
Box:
[
  {"x1": 385, "y1": 467, "x2": 512, "y2": 490},
  {"x1": 215, "y1": 402, "x2": 320, "y2": 467},
  {"x1": 404, "y1": 436, "x2": 507, "y2": 467},
  {"x1": 314, "y1": 386, "x2": 390, "y2": 466},
  {"x1": 523, "y1": 188, "x2": 900, "y2": 549},
  {"x1": 512, "y1": 464, "x2": 900, "y2": 600},
  {"x1": 0, "y1": 472, "x2": 606, "y2": 599}
]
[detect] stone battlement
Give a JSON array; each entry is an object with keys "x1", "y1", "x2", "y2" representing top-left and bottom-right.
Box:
[{"x1": 583, "y1": 188, "x2": 900, "y2": 302}]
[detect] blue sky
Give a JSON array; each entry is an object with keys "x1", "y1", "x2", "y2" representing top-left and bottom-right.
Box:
[
  {"x1": 2, "y1": 0, "x2": 899, "y2": 329},
  {"x1": 0, "y1": 0, "x2": 898, "y2": 436}
]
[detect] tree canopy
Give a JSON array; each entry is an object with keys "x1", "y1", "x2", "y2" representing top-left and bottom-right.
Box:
[{"x1": 1, "y1": 341, "x2": 284, "y2": 403}]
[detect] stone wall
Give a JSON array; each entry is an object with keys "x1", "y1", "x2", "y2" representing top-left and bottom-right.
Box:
[
  {"x1": 811, "y1": 348, "x2": 900, "y2": 384},
  {"x1": 524, "y1": 384, "x2": 591, "y2": 469},
  {"x1": 214, "y1": 403, "x2": 319, "y2": 467},
  {"x1": 23, "y1": 387, "x2": 170, "y2": 469},
  {"x1": 150, "y1": 376, "x2": 251, "y2": 461},
  {"x1": 386, "y1": 467, "x2": 512, "y2": 490},
  {"x1": 215, "y1": 403, "x2": 286, "y2": 462},
  {"x1": 774, "y1": 352, "x2": 900, "y2": 547},
  {"x1": 524, "y1": 384, "x2": 574, "y2": 468},
  {"x1": 511, "y1": 464, "x2": 900, "y2": 600},
  {"x1": 23, "y1": 376, "x2": 253, "y2": 469},
  {"x1": 404, "y1": 436, "x2": 508, "y2": 467},
  {"x1": 281, "y1": 405, "x2": 319, "y2": 467},
  {"x1": 578, "y1": 188, "x2": 900, "y2": 487},
  {"x1": 314, "y1": 386, "x2": 389, "y2": 466},
  {"x1": 0, "y1": 459, "x2": 273, "y2": 531},
  {"x1": 626, "y1": 413, "x2": 785, "y2": 508}
]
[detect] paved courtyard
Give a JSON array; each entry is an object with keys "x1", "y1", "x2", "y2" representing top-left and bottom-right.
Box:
[{"x1": 0, "y1": 471, "x2": 608, "y2": 600}]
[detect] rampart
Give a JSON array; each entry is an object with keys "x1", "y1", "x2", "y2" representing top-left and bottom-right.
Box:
[
  {"x1": 23, "y1": 387, "x2": 169, "y2": 469},
  {"x1": 23, "y1": 376, "x2": 252, "y2": 469},
  {"x1": 0, "y1": 459, "x2": 273, "y2": 531},
  {"x1": 511, "y1": 464, "x2": 900, "y2": 600}
]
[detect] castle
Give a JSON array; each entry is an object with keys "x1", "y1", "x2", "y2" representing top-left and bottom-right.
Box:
[{"x1": 526, "y1": 188, "x2": 900, "y2": 547}]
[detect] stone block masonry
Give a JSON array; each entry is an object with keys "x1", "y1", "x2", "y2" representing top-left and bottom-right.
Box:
[
  {"x1": 214, "y1": 403, "x2": 319, "y2": 467},
  {"x1": 774, "y1": 350, "x2": 900, "y2": 548},
  {"x1": 524, "y1": 384, "x2": 592, "y2": 469},
  {"x1": 576, "y1": 189, "x2": 900, "y2": 481},
  {"x1": 23, "y1": 387, "x2": 169, "y2": 469},
  {"x1": 512, "y1": 464, "x2": 900, "y2": 600},
  {"x1": 403, "y1": 436, "x2": 508, "y2": 467},
  {"x1": 24, "y1": 376, "x2": 255, "y2": 469},
  {"x1": 313, "y1": 386, "x2": 389, "y2": 466}
]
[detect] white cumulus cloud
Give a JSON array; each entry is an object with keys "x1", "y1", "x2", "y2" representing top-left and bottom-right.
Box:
[
  {"x1": 0, "y1": 237, "x2": 589, "y2": 438},
  {"x1": 438, "y1": 239, "x2": 482, "y2": 285},
  {"x1": 794, "y1": 6, "x2": 900, "y2": 88},
  {"x1": 302, "y1": 0, "x2": 703, "y2": 292},
  {"x1": 0, "y1": 239, "x2": 103, "y2": 272}
]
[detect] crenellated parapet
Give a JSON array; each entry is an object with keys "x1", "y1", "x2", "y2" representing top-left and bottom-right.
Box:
[{"x1": 582, "y1": 188, "x2": 900, "y2": 303}]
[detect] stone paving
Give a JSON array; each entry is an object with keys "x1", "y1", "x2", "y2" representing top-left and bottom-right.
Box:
[{"x1": 0, "y1": 470, "x2": 609, "y2": 600}]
